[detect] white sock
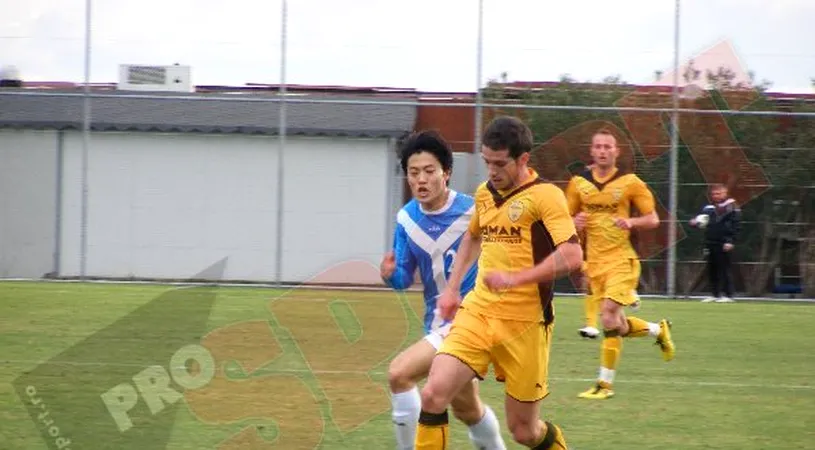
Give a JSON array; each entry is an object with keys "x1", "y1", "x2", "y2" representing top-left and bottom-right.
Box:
[
  {"x1": 467, "y1": 405, "x2": 507, "y2": 450},
  {"x1": 599, "y1": 367, "x2": 616, "y2": 385},
  {"x1": 391, "y1": 387, "x2": 421, "y2": 450},
  {"x1": 648, "y1": 322, "x2": 661, "y2": 337}
]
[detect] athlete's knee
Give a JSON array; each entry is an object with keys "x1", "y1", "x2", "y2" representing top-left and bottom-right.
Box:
[
  {"x1": 507, "y1": 416, "x2": 540, "y2": 446},
  {"x1": 387, "y1": 359, "x2": 415, "y2": 393},
  {"x1": 601, "y1": 300, "x2": 623, "y2": 330},
  {"x1": 419, "y1": 381, "x2": 449, "y2": 414}
]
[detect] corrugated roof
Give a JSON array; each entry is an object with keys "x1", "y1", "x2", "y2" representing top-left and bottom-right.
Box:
[{"x1": 0, "y1": 89, "x2": 417, "y2": 138}]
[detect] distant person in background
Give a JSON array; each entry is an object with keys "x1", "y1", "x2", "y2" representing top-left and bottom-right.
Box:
[{"x1": 689, "y1": 183, "x2": 741, "y2": 303}]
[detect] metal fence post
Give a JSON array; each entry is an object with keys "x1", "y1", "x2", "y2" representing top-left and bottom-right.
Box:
[
  {"x1": 80, "y1": 0, "x2": 93, "y2": 280},
  {"x1": 275, "y1": 0, "x2": 288, "y2": 287},
  {"x1": 667, "y1": 0, "x2": 682, "y2": 298}
]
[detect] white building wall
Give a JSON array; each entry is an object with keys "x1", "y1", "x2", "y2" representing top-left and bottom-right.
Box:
[
  {"x1": 0, "y1": 130, "x2": 59, "y2": 278},
  {"x1": 55, "y1": 131, "x2": 391, "y2": 283},
  {"x1": 279, "y1": 137, "x2": 392, "y2": 283}
]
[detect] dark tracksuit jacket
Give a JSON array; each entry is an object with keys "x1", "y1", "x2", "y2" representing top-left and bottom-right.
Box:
[{"x1": 697, "y1": 198, "x2": 741, "y2": 297}]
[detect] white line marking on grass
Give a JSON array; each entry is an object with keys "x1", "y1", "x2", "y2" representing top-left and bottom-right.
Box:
[{"x1": 4, "y1": 359, "x2": 812, "y2": 391}]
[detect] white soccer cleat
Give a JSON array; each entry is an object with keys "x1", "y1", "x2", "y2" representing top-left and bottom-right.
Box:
[
  {"x1": 715, "y1": 297, "x2": 735, "y2": 303},
  {"x1": 578, "y1": 326, "x2": 600, "y2": 339},
  {"x1": 700, "y1": 296, "x2": 718, "y2": 303}
]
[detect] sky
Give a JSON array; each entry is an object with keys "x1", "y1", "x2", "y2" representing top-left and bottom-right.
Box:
[{"x1": 2, "y1": 0, "x2": 814, "y2": 93}]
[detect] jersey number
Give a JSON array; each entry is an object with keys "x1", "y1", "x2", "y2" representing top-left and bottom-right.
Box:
[{"x1": 444, "y1": 249, "x2": 457, "y2": 278}]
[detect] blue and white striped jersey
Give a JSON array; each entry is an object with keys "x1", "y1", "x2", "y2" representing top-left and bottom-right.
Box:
[{"x1": 385, "y1": 190, "x2": 478, "y2": 335}]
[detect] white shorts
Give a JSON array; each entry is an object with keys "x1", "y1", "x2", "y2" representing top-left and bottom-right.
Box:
[{"x1": 423, "y1": 323, "x2": 452, "y2": 350}]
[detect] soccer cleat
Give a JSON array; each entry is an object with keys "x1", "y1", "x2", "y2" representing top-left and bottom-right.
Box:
[
  {"x1": 655, "y1": 319, "x2": 675, "y2": 361},
  {"x1": 700, "y1": 296, "x2": 718, "y2": 303},
  {"x1": 578, "y1": 384, "x2": 615, "y2": 400},
  {"x1": 578, "y1": 326, "x2": 599, "y2": 339},
  {"x1": 715, "y1": 297, "x2": 735, "y2": 303}
]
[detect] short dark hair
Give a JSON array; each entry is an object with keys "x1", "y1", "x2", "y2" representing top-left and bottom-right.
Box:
[
  {"x1": 399, "y1": 130, "x2": 454, "y2": 175},
  {"x1": 594, "y1": 127, "x2": 615, "y2": 139},
  {"x1": 481, "y1": 116, "x2": 534, "y2": 158}
]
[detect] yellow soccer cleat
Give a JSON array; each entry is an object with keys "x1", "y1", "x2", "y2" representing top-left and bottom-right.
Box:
[
  {"x1": 656, "y1": 319, "x2": 675, "y2": 362},
  {"x1": 578, "y1": 384, "x2": 615, "y2": 400}
]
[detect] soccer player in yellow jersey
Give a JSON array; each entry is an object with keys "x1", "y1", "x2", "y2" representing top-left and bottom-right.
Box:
[
  {"x1": 576, "y1": 164, "x2": 640, "y2": 340},
  {"x1": 414, "y1": 116, "x2": 584, "y2": 450},
  {"x1": 565, "y1": 128, "x2": 676, "y2": 400}
]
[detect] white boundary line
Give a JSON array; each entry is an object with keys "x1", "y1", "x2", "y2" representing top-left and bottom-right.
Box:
[
  {"x1": 3, "y1": 359, "x2": 812, "y2": 391},
  {"x1": 1, "y1": 278, "x2": 813, "y2": 302}
]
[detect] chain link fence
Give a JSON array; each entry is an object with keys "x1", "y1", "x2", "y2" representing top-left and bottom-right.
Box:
[{"x1": 1, "y1": 0, "x2": 813, "y2": 297}]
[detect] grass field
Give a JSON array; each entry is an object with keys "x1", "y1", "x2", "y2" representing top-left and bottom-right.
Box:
[{"x1": 1, "y1": 280, "x2": 814, "y2": 449}]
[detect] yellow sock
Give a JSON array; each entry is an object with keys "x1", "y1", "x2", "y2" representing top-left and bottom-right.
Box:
[
  {"x1": 532, "y1": 421, "x2": 568, "y2": 450},
  {"x1": 584, "y1": 294, "x2": 599, "y2": 328},
  {"x1": 625, "y1": 316, "x2": 656, "y2": 338},
  {"x1": 415, "y1": 410, "x2": 449, "y2": 450},
  {"x1": 598, "y1": 333, "x2": 622, "y2": 388}
]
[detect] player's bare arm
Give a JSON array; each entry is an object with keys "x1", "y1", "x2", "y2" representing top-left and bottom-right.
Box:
[
  {"x1": 614, "y1": 210, "x2": 659, "y2": 230},
  {"x1": 446, "y1": 231, "x2": 482, "y2": 292},
  {"x1": 438, "y1": 231, "x2": 481, "y2": 319},
  {"x1": 565, "y1": 177, "x2": 587, "y2": 231},
  {"x1": 574, "y1": 212, "x2": 588, "y2": 231},
  {"x1": 614, "y1": 176, "x2": 660, "y2": 230},
  {"x1": 483, "y1": 240, "x2": 583, "y2": 291}
]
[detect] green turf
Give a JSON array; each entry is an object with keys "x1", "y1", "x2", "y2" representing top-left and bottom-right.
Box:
[{"x1": 1, "y1": 281, "x2": 813, "y2": 449}]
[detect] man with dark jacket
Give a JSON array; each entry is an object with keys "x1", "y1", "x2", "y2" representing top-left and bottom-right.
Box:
[{"x1": 690, "y1": 184, "x2": 741, "y2": 303}]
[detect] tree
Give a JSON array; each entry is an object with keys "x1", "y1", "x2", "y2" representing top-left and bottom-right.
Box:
[{"x1": 480, "y1": 70, "x2": 815, "y2": 297}]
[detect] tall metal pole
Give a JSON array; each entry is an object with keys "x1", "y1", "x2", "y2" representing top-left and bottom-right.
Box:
[
  {"x1": 275, "y1": 0, "x2": 288, "y2": 287},
  {"x1": 80, "y1": 0, "x2": 92, "y2": 280},
  {"x1": 667, "y1": 0, "x2": 681, "y2": 297},
  {"x1": 469, "y1": 0, "x2": 484, "y2": 193}
]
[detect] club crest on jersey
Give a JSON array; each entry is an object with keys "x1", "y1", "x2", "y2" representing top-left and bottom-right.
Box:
[
  {"x1": 611, "y1": 187, "x2": 623, "y2": 201},
  {"x1": 508, "y1": 200, "x2": 525, "y2": 222}
]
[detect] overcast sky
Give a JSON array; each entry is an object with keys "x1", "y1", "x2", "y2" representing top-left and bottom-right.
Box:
[{"x1": 2, "y1": 0, "x2": 814, "y2": 93}]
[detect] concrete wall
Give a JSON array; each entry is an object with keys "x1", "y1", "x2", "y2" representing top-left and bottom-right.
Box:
[
  {"x1": 0, "y1": 129, "x2": 59, "y2": 278},
  {"x1": 0, "y1": 130, "x2": 398, "y2": 283}
]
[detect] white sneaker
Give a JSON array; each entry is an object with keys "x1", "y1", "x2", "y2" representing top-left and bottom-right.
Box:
[
  {"x1": 715, "y1": 297, "x2": 735, "y2": 303},
  {"x1": 700, "y1": 297, "x2": 718, "y2": 303},
  {"x1": 578, "y1": 326, "x2": 600, "y2": 339}
]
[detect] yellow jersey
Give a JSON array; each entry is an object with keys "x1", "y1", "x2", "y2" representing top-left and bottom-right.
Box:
[
  {"x1": 463, "y1": 169, "x2": 578, "y2": 324},
  {"x1": 564, "y1": 167, "x2": 655, "y2": 266}
]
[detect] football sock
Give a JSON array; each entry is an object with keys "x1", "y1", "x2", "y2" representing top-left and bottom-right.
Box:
[
  {"x1": 467, "y1": 405, "x2": 506, "y2": 449},
  {"x1": 584, "y1": 295, "x2": 599, "y2": 329},
  {"x1": 391, "y1": 387, "x2": 421, "y2": 450},
  {"x1": 531, "y1": 421, "x2": 567, "y2": 450},
  {"x1": 415, "y1": 410, "x2": 449, "y2": 450},
  {"x1": 625, "y1": 316, "x2": 661, "y2": 338},
  {"x1": 599, "y1": 331, "x2": 622, "y2": 388}
]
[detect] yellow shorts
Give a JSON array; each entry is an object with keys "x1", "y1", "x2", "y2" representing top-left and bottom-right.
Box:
[
  {"x1": 587, "y1": 258, "x2": 641, "y2": 306},
  {"x1": 438, "y1": 305, "x2": 552, "y2": 402}
]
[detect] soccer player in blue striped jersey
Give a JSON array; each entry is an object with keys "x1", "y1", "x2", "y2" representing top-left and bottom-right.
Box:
[{"x1": 381, "y1": 130, "x2": 506, "y2": 450}]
